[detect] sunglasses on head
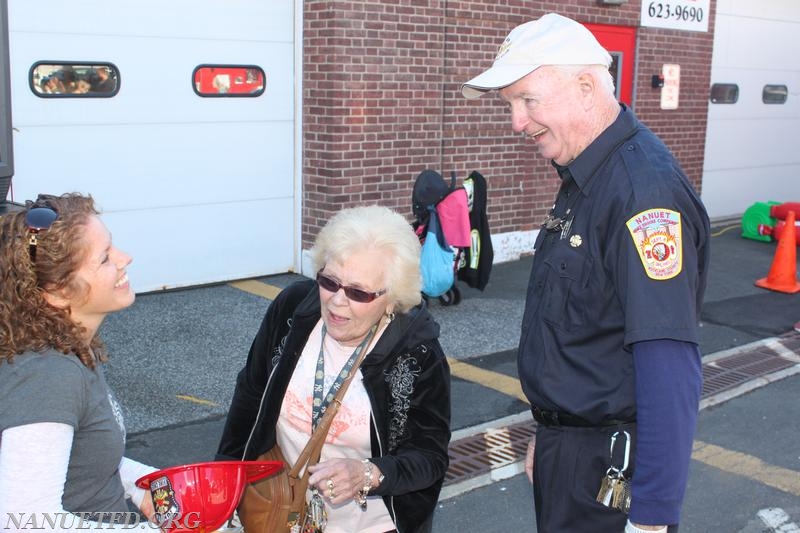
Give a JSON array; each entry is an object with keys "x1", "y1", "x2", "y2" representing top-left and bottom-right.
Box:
[
  {"x1": 25, "y1": 206, "x2": 58, "y2": 263},
  {"x1": 316, "y1": 270, "x2": 386, "y2": 303}
]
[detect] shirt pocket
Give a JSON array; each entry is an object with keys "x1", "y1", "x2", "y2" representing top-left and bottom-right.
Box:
[{"x1": 540, "y1": 244, "x2": 593, "y2": 331}]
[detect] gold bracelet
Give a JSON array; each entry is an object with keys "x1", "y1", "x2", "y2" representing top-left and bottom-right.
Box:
[{"x1": 355, "y1": 459, "x2": 373, "y2": 509}]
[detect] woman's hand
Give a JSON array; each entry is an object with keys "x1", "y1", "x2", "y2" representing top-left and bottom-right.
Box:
[
  {"x1": 138, "y1": 493, "x2": 156, "y2": 523},
  {"x1": 308, "y1": 458, "x2": 374, "y2": 506},
  {"x1": 137, "y1": 494, "x2": 167, "y2": 531}
]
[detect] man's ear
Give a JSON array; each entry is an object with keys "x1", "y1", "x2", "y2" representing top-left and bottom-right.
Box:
[{"x1": 577, "y1": 71, "x2": 597, "y2": 108}]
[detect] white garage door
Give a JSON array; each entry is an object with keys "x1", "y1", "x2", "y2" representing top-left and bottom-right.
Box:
[
  {"x1": 7, "y1": 0, "x2": 298, "y2": 291},
  {"x1": 702, "y1": 1, "x2": 800, "y2": 219}
]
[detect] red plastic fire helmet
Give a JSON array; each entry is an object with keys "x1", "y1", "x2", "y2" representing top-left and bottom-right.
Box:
[{"x1": 136, "y1": 460, "x2": 282, "y2": 532}]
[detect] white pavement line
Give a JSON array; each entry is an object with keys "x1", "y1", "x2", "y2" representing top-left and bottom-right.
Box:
[
  {"x1": 440, "y1": 460, "x2": 526, "y2": 501},
  {"x1": 758, "y1": 508, "x2": 800, "y2": 532},
  {"x1": 765, "y1": 337, "x2": 800, "y2": 363},
  {"x1": 700, "y1": 364, "x2": 800, "y2": 411},
  {"x1": 701, "y1": 337, "x2": 780, "y2": 364},
  {"x1": 450, "y1": 411, "x2": 532, "y2": 442}
]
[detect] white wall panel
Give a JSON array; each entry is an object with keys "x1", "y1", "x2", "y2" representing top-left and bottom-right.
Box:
[
  {"x1": 702, "y1": 1, "x2": 800, "y2": 220},
  {"x1": 8, "y1": 1, "x2": 294, "y2": 42},
  {"x1": 104, "y1": 198, "x2": 295, "y2": 291},
  {"x1": 7, "y1": 0, "x2": 298, "y2": 290}
]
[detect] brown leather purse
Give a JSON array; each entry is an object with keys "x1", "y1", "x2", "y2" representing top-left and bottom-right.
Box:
[
  {"x1": 238, "y1": 337, "x2": 372, "y2": 533},
  {"x1": 237, "y1": 442, "x2": 298, "y2": 533}
]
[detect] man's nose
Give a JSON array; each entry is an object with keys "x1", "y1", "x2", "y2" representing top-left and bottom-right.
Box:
[{"x1": 510, "y1": 108, "x2": 529, "y2": 134}]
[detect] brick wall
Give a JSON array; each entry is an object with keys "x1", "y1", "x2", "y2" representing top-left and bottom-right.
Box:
[
  {"x1": 302, "y1": 0, "x2": 716, "y2": 247},
  {"x1": 303, "y1": 0, "x2": 447, "y2": 246},
  {"x1": 634, "y1": 19, "x2": 716, "y2": 194}
]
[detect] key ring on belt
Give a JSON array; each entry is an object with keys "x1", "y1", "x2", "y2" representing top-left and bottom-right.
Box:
[{"x1": 609, "y1": 430, "x2": 631, "y2": 475}]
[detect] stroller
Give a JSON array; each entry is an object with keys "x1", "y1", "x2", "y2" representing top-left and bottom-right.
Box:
[{"x1": 411, "y1": 169, "x2": 493, "y2": 306}]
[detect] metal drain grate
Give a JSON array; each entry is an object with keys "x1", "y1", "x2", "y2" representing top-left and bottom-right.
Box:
[
  {"x1": 445, "y1": 421, "x2": 536, "y2": 485},
  {"x1": 703, "y1": 345, "x2": 797, "y2": 397},
  {"x1": 719, "y1": 355, "x2": 794, "y2": 375},
  {"x1": 702, "y1": 366, "x2": 752, "y2": 397},
  {"x1": 442, "y1": 335, "x2": 800, "y2": 488}
]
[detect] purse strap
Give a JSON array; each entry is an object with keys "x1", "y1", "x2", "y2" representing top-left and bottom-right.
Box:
[{"x1": 287, "y1": 323, "x2": 380, "y2": 481}]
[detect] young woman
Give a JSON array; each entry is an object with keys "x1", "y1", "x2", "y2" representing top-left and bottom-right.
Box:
[{"x1": 0, "y1": 193, "x2": 158, "y2": 530}]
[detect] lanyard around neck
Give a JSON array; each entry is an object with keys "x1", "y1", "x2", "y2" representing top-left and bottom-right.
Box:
[{"x1": 311, "y1": 323, "x2": 378, "y2": 431}]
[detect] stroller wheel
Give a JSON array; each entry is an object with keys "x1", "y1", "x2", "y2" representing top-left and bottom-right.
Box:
[{"x1": 438, "y1": 286, "x2": 461, "y2": 306}]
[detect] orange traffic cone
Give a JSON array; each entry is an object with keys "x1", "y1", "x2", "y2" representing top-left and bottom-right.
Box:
[{"x1": 755, "y1": 210, "x2": 800, "y2": 293}]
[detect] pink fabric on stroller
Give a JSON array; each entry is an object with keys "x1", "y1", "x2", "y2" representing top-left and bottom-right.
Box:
[{"x1": 436, "y1": 188, "x2": 471, "y2": 248}]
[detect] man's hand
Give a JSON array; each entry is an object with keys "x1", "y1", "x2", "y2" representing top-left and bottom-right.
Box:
[
  {"x1": 525, "y1": 436, "x2": 536, "y2": 483},
  {"x1": 625, "y1": 520, "x2": 667, "y2": 533}
]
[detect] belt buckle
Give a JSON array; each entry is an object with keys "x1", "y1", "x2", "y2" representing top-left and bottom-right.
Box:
[{"x1": 533, "y1": 406, "x2": 560, "y2": 427}]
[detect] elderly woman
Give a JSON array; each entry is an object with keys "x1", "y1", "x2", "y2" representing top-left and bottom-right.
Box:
[
  {"x1": 0, "y1": 193, "x2": 157, "y2": 529},
  {"x1": 217, "y1": 205, "x2": 451, "y2": 533}
]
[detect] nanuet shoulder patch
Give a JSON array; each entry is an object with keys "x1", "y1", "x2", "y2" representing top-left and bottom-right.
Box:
[{"x1": 626, "y1": 208, "x2": 682, "y2": 280}]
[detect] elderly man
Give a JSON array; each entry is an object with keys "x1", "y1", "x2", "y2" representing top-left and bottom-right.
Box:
[{"x1": 462, "y1": 13, "x2": 709, "y2": 533}]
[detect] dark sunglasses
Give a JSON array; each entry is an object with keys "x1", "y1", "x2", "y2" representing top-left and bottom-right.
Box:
[
  {"x1": 316, "y1": 271, "x2": 386, "y2": 303},
  {"x1": 25, "y1": 206, "x2": 58, "y2": 263}
]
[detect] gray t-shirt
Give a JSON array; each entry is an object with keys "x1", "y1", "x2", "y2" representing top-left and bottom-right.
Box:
[{"x1": 0, "y1": 349, "x2": 128, "y2": 516}]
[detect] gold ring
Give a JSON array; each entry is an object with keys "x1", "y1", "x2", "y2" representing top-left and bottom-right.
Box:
[{"x1": 327, "y1": 479, "x2": 335, "y2": 499}]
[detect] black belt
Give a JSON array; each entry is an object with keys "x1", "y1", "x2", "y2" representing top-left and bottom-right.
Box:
[{"x1": 531, "y1": 405, "x2": 635, "y2": 428}]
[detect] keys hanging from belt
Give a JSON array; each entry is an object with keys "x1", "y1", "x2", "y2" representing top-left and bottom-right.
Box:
[{"x1": 596, "y1": 430, "x2": 632, "y2": 514}]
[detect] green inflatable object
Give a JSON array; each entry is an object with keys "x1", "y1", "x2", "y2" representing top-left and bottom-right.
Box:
[{"x1": 741, "y1": 201, "x2": 781, "y2": 242}]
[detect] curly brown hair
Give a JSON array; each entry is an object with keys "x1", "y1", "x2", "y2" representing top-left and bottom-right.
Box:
[{"x1": 0, "y1": 193, "x2": 108, "y2": 368}]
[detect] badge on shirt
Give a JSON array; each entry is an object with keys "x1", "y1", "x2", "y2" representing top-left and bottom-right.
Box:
[{"x1": 626, "y1": 209, "x2": 682, "y2": 280}]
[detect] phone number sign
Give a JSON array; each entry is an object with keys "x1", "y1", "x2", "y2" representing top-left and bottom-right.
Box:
[{"x1": 641, "y1": 0, "x2": 709, "y2": 32}]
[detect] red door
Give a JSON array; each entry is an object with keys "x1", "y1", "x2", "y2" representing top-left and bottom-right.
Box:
[{"x1": 583, "y1": 23, "x2": 637, "y2": 107}]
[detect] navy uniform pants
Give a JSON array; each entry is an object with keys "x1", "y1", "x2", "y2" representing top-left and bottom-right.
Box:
[{"x1": 532, "y1": 423, "x2": 680, "y2": 533}]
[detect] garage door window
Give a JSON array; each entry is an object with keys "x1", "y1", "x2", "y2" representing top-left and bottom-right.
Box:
[
  {"x1": 762, "y1": 84, "x2": 788, "y2": 104},
  {"x1": 30, "y1": 62, "x2": 119, "y2": 97},
  {"x1": 192, "y1": 65, "x2": 265, "y2": 97},
  {"x1": 710, "y1": 83, "x2": 738, "y2": 104}
]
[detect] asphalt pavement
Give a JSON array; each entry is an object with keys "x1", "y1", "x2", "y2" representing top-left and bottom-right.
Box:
[{"x1": 110, "y1": 222, "x2": 800, "y2": 533}]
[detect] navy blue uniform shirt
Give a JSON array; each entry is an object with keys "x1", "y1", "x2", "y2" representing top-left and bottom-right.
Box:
[{"x1": 517, "y1": 104, "x2": 710, "y2": 424}]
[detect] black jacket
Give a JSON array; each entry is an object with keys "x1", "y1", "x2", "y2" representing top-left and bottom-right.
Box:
[
  {"x1": 458, "y1": 170, "x2": 493, "y2": 291},
  {"x1": 217, "y1": 279, "x2": 451, "y2": 533}
]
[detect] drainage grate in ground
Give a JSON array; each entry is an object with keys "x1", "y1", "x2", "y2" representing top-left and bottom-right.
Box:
[
  {"x1": 703, "y1": 345, "x2": 797, "y2": 397},
  {"x1": 445, "y1": 421, "x2": 536, "y2": 485},
  {"x1": 702, "y1": 366, "x2": 752, "y2": 397},
  {"x1": 442, "y1": 335, "x2": 799, "y2": 488}
]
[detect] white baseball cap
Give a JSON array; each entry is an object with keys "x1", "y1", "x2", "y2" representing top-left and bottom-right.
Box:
[{"x1": 461, "y1": 13, "x2": 612, "y2": 99}]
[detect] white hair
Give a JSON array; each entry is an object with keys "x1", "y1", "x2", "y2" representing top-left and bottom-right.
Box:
[
  {"x1": 556, "y1": 64, "x2": 616, "y2": 96},
  {"x1": 311, "y1": 205, "x2": 422, "y2": 313}
]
